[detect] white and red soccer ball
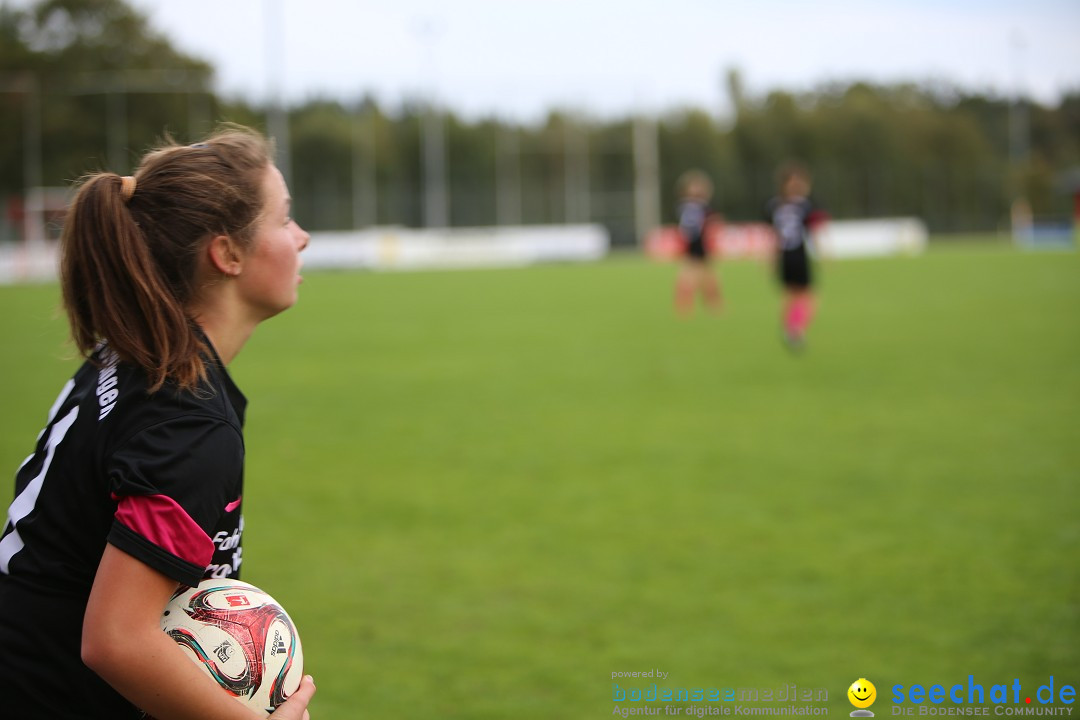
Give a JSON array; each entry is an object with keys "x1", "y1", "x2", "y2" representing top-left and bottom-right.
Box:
[{"x1": 160, "y1": 579, "x2": 304, "y2": 717}]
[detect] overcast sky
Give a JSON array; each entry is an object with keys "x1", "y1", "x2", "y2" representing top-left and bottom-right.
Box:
[{"x1": 124, "y1": 0, "x2": 1080, "y2": 120}]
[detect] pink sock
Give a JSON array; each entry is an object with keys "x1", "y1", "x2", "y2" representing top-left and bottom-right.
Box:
[
  {"x1": 784, "y1": 302, "x2": 799, "y2": 335},
  {"x1": 796, "y1": 296, "x2": 813, "y2": 333},
  {"x1": 786, "y1": 296, "x2": 812, "y2": 335}
]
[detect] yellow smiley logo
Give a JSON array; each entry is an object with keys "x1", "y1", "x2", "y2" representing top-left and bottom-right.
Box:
[{"x1": 848, "y1": 678, "x2": 877, "y2": 709}]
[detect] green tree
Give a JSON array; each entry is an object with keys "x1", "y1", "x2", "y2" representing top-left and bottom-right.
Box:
[{"x1": 1, "y1": 0, "x2": 214, "y2": 199}]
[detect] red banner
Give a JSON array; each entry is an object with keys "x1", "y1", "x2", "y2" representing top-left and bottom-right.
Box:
[{"x1": 645, "y1": 222, "x2": 776, "y2": 260}]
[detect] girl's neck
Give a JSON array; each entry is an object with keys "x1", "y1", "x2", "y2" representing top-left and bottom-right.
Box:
[{"x1": 191, "y1": 305, "x2": 256, "y2": 366}]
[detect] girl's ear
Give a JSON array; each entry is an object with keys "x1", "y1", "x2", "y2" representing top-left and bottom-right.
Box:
[{"x1": 207, "y1": 234, "x2": 244, "y2": 277}]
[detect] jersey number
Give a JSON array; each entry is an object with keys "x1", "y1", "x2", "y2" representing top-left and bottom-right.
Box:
[{"x1": 0, "y1": 380, "x2": 78, "y2": 574}]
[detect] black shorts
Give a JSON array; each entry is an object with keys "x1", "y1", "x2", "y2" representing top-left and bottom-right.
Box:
[
  {"x1": 778, "y1": 248, "x2": 812, "y2": 288},
  {"x1": 685, "y1": 239, "x2": 709, "y2": 262}
]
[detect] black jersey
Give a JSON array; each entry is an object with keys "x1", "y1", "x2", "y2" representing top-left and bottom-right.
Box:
[
  {"x1": 0, "y1": 340, "x2": 247, "y2": 718},
  {"x1": 678, "y1": 199, "x2": 713, "y2": 260},
  {"x1": 765, "y1": 195, "x2": 826, "y2": 288},
  {"x1": 764, "y1": 195, "x2": 821, "y2": 252}
]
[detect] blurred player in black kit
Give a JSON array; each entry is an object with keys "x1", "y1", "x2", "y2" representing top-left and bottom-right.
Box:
[
  {"x1": 673, "y1": 170, "x2": 723, "y2": 316},
  {"x1": 764, "y1": 162, "x2": 828, "y2": 349}
]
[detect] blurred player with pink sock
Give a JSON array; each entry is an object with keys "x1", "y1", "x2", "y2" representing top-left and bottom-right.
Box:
[{"x1": 764, "y1": 162, "x2": 828, "y2": 350}]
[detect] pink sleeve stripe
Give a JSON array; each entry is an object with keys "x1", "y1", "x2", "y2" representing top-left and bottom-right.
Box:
[{"x1": 113, "y1": 494, "x2": 214, "y2": 569}]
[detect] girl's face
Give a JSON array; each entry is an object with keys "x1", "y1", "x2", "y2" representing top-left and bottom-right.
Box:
[
  {"x1": 236, "y1": 165, "x2": 310, "y2": 322},
  {"x1": 686, "y1": 180, "x2": 711, "y2": 203},
  {"x1": 783, "y1": 172, "x2": 811, "y2": 199}
]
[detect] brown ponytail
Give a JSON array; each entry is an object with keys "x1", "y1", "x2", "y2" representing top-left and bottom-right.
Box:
[{"x1": 60, "y1": 125, "x2": 273, "y2": 393}]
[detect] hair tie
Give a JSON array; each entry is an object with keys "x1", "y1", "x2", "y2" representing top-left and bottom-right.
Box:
[{"x1": 120, "y1": 175, "x2": 137, "y2": 202}]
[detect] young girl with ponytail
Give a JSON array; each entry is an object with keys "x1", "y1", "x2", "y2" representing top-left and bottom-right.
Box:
[{"x1": 0, "y1": 125, "x2": 316, "y2": 719}]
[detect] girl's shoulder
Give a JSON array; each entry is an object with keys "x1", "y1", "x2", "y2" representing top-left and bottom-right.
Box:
[{"x1": 85, "y1": 348, "x2": 245, "y2": 453}]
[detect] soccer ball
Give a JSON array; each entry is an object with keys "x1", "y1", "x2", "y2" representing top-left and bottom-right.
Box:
[{"x1": 160, "y1": 579, "x2": 304, "y2": 717}]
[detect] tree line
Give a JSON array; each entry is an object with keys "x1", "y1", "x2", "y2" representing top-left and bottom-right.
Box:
[{"x1": 2, "y1": 0, "x2": 1078, "y2": 245}]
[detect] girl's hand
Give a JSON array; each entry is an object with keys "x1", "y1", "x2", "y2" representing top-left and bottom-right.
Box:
[{"x1": 268, "y1": 676, "x2": 316, "y2": 720}]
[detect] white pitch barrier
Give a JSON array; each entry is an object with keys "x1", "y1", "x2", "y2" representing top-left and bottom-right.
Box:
[
  {"x1": 0, "y1": 224, "x2": 611, "y2": 284},
  {"x1": 814, "y1": 217, "x2": 928, "y2": 258},
  {"x1": 0, "y1": 241, "x2": 59, "y2": 285},
  {"x1": 302, "y1": 224, "x2": 610, "y2": 272}
]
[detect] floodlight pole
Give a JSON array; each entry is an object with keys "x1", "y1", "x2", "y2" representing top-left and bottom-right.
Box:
[
  {"x1": 352, "y1": 107, "x2": 378, "y2": 228},
  {"x1": 565, "y1": 117, "x2": 590, "y2": 224},
  {"x1": 265, "y1": 0, "x2": 292, "y2": 187},
  {"x1": 1008, "y1": 29, "x2": 1030, "y2": 240},
  {"x1": 22, "y1": 76, "x2": 42, "y2": 193},
  {"x1": 23, "y1": 75, "x2": 44, "y2": 247},
  {"x1": 633, "y1": 113, "x2": 661, "y2": 247},
  {"x1": 416, "y1": 20, "x2": 449, "y2": 228},
  {"x1": 495, "y1": 121, "x2": 522, "y2": 226},
  {"x1": 422, "y1": 101, "x2": 449, "y2": 228}
]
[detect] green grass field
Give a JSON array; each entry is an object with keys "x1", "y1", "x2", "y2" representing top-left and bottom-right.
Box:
[{"x1": 1, "y1": 244, "x2": 1077, "y2": 718}]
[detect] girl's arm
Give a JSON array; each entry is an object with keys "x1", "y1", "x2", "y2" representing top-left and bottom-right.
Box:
[{"x1": 83, "y1": 543, "x2": 315, "y2": 720}]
